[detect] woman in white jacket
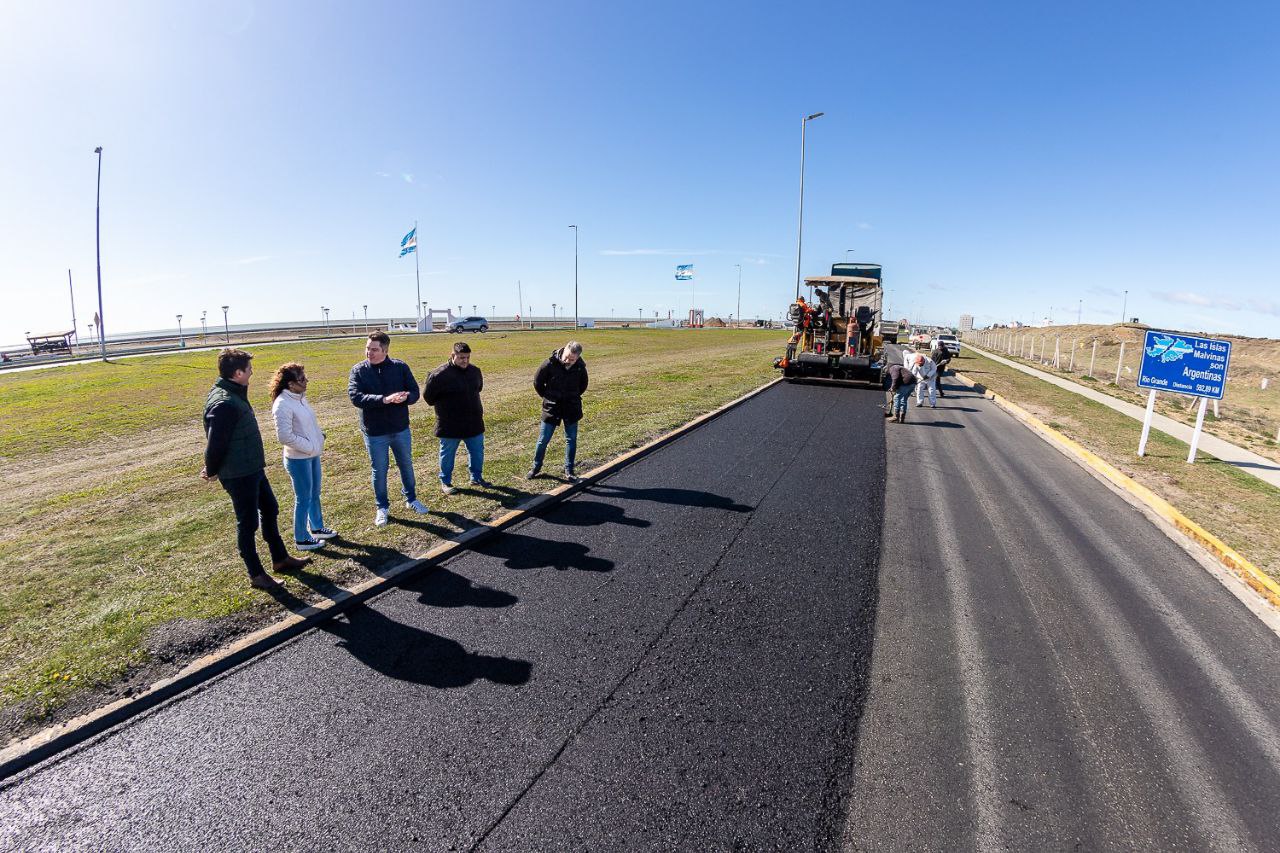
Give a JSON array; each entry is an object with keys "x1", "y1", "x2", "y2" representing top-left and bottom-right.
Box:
[{"x1": 269, "y1": 362, "x2": 334, "y2": 550}]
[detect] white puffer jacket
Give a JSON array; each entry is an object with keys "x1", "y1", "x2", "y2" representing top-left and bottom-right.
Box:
[{"x1": 271, "y1": 390, "x2": 325, "y2": 460}]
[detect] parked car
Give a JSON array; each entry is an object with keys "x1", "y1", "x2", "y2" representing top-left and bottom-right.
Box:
[
  {"x1": 445, "y1": 316, "x2": 489, "y2": 333},
  {"x1": 932, "y1": 333, "x2": 961, "y2": 356}
]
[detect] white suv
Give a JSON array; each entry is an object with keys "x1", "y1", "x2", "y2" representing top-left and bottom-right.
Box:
[{"x1": 932, "y1": 334, "x2": 961, "y2": 356}]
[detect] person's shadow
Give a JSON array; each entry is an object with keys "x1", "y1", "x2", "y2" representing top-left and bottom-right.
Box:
[
  {"x1": 321, "y1": 604, "x2": 531, "y2": 688},
  {"x1": 411, "y1": 566, "x2": 519, "y2": 609},
  {"x1": 470, "y1": 529, "x2": 614, "y2": 573},
  {"x1": 585, "y1": 484, "x2": 753, "y2": 513},
  {"x1": 535, "y1": 499, "x2": 651, "y2": 529}
]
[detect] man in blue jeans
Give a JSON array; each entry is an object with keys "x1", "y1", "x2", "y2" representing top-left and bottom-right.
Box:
[
  {"x1": 348, "y1": 331, "x2": 429, "y2": 526},
  {"x1": 424, "y1": 341, "x2": 488, "y2": 494},
  {"x1": 527, "y1": 341, "x2": 588, "y2": 482}
]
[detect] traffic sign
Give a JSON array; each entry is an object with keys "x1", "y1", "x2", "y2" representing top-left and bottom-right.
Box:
[{"x1": 1136, "y1": 330, "x2": 1231, "y2": 400}]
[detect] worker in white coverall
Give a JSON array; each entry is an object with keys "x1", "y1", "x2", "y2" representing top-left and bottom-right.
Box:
[{"x1": 910, "y1": 353, "x2": 938, "y2": 407}]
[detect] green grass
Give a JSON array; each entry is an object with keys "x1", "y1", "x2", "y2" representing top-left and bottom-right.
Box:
[
  {"x1": 952, "y1": 350, "x2": 1280, "y2": 585},
  {"x1": 0, "y1": 328, "x2": 786, "y2": 731}
]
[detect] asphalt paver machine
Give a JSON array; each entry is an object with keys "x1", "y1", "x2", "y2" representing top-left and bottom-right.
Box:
[{"x1": 775, "y1": 263, "x2": 886, "y2": 385}]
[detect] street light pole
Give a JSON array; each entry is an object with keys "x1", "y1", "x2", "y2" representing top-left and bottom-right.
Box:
[
  {"x1": 221, "y1": 305, "x2": 230, "y2": 344},
  {"x1": 846, "y1": 249, "x2": 854, "y2": 261},
  {"x1": 363, "y1": 304, "x2": 368, "y2": 333},
  {"x1": 569, "y1": 225, "x2": 579, "y2": 331},
  {"x1": 552, "y1": 302, "x2": 557, "y2": 323},
  {"x1": 794, "y1": 112, "x2": 824, "y2": 300},
  {"x1": 176, "y1": 314, "x2": 184, "y2": 348},
  {"x1": 200, "y1": 310, "x2": 207, "y2": 338},
  {"x1": 1120, "y1": 290, "x2": 1128, "y2": 324},
  {"x1": 93, "y1": 146, "x2": 106, "y2": 360},
  {"x1": 735, "y1": 264, "x2": 742, "y2": 330}
]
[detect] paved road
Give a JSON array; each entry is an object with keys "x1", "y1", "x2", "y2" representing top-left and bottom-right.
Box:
[
  {"x1": 0, "y1": 381, "x2": 885, "y2": 851},
  {"x1": 963, "y1": 341, "x2": 1280, "y2": 486},
  {"x1": 5, "y1": 364, "x2": 1280, "y2": 851},
  {"x1": 844, "y1": 348, "x2": 1280, "y2": 851}
]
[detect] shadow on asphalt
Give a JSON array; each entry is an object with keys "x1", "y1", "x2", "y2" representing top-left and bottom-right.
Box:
[
  {"x1": 909, "y1": 421, "x2": 965, "y2": 429},
  {"x1": 533, "y1": 498, "x2": 651, "y2": 528},
  {"x1": 320, "y1": 604, "x2": 532, "y2": 688},
  {"x1": 470, "y1": 529, "x2": 614, "y2": 573},
  {"x1": 585, "y1": 483, "x2": 754, "y2": 513},
  {"x1": 411, "y1": 566, "x2": 519, "y2": 609}
]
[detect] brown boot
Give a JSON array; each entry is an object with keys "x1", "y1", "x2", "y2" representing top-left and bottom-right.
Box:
[
  {"x1": 272, "y1": 555, "x2": 312, "y2": 572},
  {"x1": 249, "y1": 572, "x2": 283, "y2": 591}
]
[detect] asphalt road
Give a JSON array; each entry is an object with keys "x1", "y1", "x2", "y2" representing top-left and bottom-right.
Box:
[
  {"x1": 5, "y1": 358, "x2": 1280, "y2": 851},
  {"x1": 843, "y1": 347, "x2": 1280, "y2": 852},
  {"x1": 0, "y1": 380, "x2": 886, "y2": 852}
]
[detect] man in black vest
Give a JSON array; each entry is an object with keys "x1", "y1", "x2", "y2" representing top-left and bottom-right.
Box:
[
  {"x1": 201, "y1": 348, "x2": 310, "y2": 590},
  {"x1": 424, "y1": 341, "x2": 488, "y2": 493},
  {"x1": 527, "y1": 340, "x2": 588, "y2": 482}
]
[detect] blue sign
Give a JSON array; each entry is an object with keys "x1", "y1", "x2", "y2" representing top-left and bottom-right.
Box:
[
  {"x1": 1137, "y1": 329, "x2": 1231, "y2": 399},
  {"x1": 675, "y1": 264, "x2": 694, "y2": 280}
]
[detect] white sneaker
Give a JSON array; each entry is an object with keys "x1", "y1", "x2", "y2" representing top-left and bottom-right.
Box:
[
  {"x1": 374, "y1": 508, "x2": 389, "y2": 527},
  {"x1": 440, "y1": 482, "x2": 456, "y2": 496},
  {"x1": 405, "y1": 499, "x2": 429, "y2": 514},
  {"x1": 310, "y1": 527, "x2": 337, "y2": 540},
  {"x1": 295, "y1": 538, "x2": 324, "y2": 551}
]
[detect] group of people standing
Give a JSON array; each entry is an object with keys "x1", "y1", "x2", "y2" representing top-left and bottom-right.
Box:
[
  {"x1": 201, "y1": 332, "x2": 588, "y2": 590},
  {"x1": 883, "y1": 338, "x2": 954, "y2": 423}
]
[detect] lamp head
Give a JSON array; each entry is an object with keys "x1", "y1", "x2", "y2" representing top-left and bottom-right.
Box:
[
  {"x1": 94, "y1": 146, "x2": 102, "y2": 154},
  {"x1": 806, "y1": 112, "x2": 825, "y2": 121}
]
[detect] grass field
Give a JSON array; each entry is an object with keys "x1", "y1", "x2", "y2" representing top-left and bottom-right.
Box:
[
  {"x1": 951, "y1": 349, "x2": 1280, "y2": 588},
  {"x1": 964, "y1": 324, "x2": 1280, "y2": 463},
  {"x1": 0, "y1": 328, "x2": 785, "y2": 738}
]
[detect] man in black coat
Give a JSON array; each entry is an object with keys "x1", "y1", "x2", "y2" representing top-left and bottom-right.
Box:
[
  {"x1": 424, "y1": 341, "x2": 488, "y2": 493},
  {"x1": 527, "y1": 341, "x2": 588, "y2": 482}
]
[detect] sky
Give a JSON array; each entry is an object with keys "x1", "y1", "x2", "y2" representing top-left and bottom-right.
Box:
[{"x1": 1, "y1": 0, "x2": 1278, "y2": 347}]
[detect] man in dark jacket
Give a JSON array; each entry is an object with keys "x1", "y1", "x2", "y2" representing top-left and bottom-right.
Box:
[
  {"x1": 424, "y1": 341, "x2": 487, "y2": 493},
  {"x1": 527, "y1": 341, "x2": 588, "y2": 482},
  {"x1": 930, "y1": 339, "x2": 953, "y2": 398},
  {"x1": 348, "y1": 331, "x2": 427, "y2": 527},
  {"x1": 201, "y1": 348, "x2": 310, "y2": 590},
  {"x1": 884, "y1": 362, "x2": 917, "y2": 423}
]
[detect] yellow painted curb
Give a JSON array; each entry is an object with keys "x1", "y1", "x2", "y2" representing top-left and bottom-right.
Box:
[
  {"x1": 0, "y1": 376, "x2": 784, "y2": 779},
  {"x1": 952, "y1": 370, "x2": 1280, "y2": 611}
]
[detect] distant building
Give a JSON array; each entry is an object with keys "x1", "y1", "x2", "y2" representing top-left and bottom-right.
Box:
[{"x1": 959, "y1": 314, "x2": 974, "y2": 331}]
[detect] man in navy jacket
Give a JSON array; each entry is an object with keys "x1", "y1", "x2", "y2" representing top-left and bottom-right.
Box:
[{"x1": 348, "y1": 332, "x2": 428, "y2": 526}]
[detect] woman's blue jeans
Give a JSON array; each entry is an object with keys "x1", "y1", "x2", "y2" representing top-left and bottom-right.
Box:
[
  {"x1": 533, "y1": 419, "x2": 578, "y2": 471},
  {"x1": 283, "y1": 455, "x2": 325, "y2": 542}
]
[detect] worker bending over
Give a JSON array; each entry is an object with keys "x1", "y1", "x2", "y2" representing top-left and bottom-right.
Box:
[{"x1": 910, "y1": 353, "x2": 938, "y2": 408}]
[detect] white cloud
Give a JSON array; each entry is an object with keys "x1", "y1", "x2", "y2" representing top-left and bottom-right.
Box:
[
  {"x1": 744, "y1": 257, "x2": 769, "y2": 265},
  {"x1": 401, "y1": 173, "x2": 414, "y2": 184},
  {"x1": 599, "y1": 249, "x2": 785, "y2": 258},
  {"x1": 1247, "y1": 298, "x2": 1280, "y2": 317},
  {"x1": 856, "y1": 222, "x2": 872, "y2": 230},
  {"x1": 1153, "y1": 290, "x2": 1240, "y2": 311},
  {"x1": 234, "y1": 255, "x2": 271, "y2": 266},
  {"x1": 374, "y1": 171, "x2": 391, "y2": 178}
]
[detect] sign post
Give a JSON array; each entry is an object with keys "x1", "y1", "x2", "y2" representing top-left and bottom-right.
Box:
[{"x1": 1136, "y1": 329, "x2": 1232, "y2": 463}]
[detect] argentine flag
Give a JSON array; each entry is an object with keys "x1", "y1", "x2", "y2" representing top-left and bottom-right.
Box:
[
  {"x1": 675, "y1": 264, "x2": 694, "y2": 280},
  {"x1": 400, "y1": 227, "x2": 417, "y2": 257}
]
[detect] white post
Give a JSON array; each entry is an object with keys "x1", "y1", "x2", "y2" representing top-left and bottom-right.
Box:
[
  {"x1": 1069, "y1": 338, "x2": 1076, "y2": 371},
  {"x1": 1089, "y1": 340, "x2": 1097, "y2": 377},
  {"x1": 1137, "y1": 389, "x2": 1157, "y2": 457},
  {"x1": 1114, "y1": 342, "x2": 1126, "y2": 384},
  {"x1": 1053, "y1": 336, "x2": 1061, "y2": 369},
  {"x1": 1212, "y1": 399, "x2": 1219, "y2": 419},
  {"x1": 1187, "y1": 397, "x2": 1208, "y2": 463}
]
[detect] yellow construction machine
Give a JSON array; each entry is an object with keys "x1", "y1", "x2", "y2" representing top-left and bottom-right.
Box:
[{"x1": 774, "y1": 262, "x2": 886, "y2": 385}]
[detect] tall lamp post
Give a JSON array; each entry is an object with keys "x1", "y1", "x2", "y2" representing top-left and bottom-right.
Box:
[
  {"x1": 735, "y1": 264, "x2": 742, "y2": 330},
  {"x1": 93, "y1": 146, "x2": 107, "y2": 360},
  {"x1": 200, "y1": 310, "x2": 207, "y2": 338},
  {"x1": 552, "y1": 302, "x2": 557, "y2": 324},
  {"x1": 846, "y1": 248, "x2": 855, "y2": 261},
  {"x1": 1120, "y1": 290, "x2": 1128, "y2": 324},
  {"x1": 569, "y1": 225, "x2": 579, "y2": 330},
  {"x1": 176, "y1": 314, "x2": 184, "y2": 348},
  {"x1": 363, "y1": 304, "x2": 368, "y2": 333},
  {"x1": 794, "y1": 112, "x2": 824, "y2": 300},
  {"x1": 221, "y1": 305, "x2": 230, "y2": 344},
  {"x1": 322, "y1": 306, "x2": 330, "y2": 335}
]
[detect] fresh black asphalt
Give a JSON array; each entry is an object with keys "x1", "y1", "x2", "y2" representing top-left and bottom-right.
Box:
[
  {"x1": 0, "y1": 381, "x2": 885, "y2": 851},
  {"x1": 6, "y1": 361, "x2": 1280, "y2": 852}
]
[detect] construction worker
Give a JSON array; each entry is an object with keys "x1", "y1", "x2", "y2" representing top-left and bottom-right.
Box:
[
  {"x1": 884, "y1": 363, "x2": 917, "y2": 423},
  {"x1": 911, "y1": 353, "x2": 938, "y2": 408},
  {"x1": 930, "y1": 339, "x2": 953, "y2": 398}
]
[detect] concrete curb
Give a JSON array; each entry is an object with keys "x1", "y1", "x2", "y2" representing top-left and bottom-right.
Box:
[
  {"x1": 950, "y1": 369, "x2": 1280, "y2": 613},
  {"x1": 0, "y1": 377, "x2": 783, "y2": 782}
]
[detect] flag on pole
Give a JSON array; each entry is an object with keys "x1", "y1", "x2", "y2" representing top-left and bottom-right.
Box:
[
  {"x1": 400, "y1": 227, "x2": 417, "y2": 257},
  {"x1": 675, "y1": 264, "x2": 694, "y2": 280}
]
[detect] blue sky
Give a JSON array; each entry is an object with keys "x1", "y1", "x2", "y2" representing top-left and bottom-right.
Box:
[{"x1": 2, "y1": 1, "x2": 1278, "y2": 347}]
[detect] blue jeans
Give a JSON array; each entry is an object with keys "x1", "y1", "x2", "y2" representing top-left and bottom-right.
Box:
[
  {"x1": 533, "y1": 420, "x2": 578, "y2": 471},
  {"x1": 283, "y1": 455, "x2": 325, "y2": 542},
  {"x1": 439, "y1": 434, "x2": 484, "y2": 484},
  {"x1": 363, "y1": 428, "x2": 417, "y2": 509},
  {"x1": 893, "y1": 385, "x2": 914, "y2": 413}
]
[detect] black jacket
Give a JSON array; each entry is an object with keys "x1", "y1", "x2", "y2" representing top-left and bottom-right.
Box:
[
  {"x1": 424, "y1": 361, "x2": 485, "y2": 438},
  {"x1": 533, "y1": 349, "x2": 589, "y2": 424},
  {"x1": 347, "y1": 358, "x2": 420, "y2": 436}
]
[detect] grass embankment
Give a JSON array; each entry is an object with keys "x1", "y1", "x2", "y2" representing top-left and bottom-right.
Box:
[
  {"x1": 952, "y1": 349, "x2": 1280, "y2": 585},
  {"x1": 965, "y1": 324, "x2": 1280, "y2": 463},
  {"x1": 0, "y1": 328, "x2": 785, "y2": 737}
]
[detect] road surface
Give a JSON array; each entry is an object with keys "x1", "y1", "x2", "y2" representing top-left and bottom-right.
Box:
[{"x1": 3, "y1": 367, "x2": 1279, "y2": 851}]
